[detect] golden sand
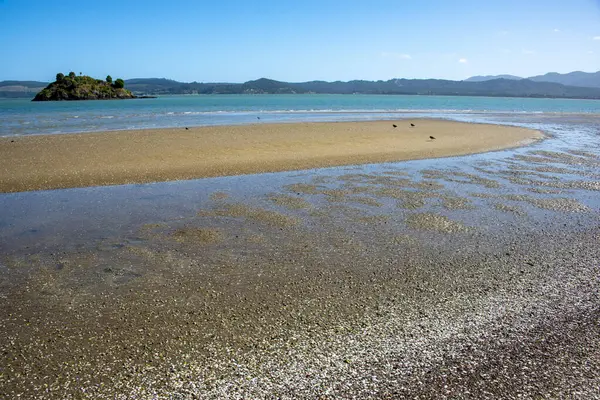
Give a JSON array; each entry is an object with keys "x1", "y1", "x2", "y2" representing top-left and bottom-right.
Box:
[{"x1": 0, "y1": 120, "x2": 542, "y2": 193}]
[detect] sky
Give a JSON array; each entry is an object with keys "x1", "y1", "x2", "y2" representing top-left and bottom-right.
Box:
[{"x1": 1, "y1": 0, "x2": 599, "y2": 82}]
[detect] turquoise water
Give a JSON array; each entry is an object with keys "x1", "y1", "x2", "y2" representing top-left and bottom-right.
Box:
[{"x1": 1, "y1": 94, "x2": 599, "y2": 136}]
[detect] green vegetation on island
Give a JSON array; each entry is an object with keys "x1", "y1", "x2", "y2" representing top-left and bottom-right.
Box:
[{"x1": 32, "y1": 72, "x2": 135, "y2": 101}]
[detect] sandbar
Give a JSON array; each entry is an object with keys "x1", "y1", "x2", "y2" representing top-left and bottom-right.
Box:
[{"x1": 0, "y1": 120, "x2": 542, "y2": 193}]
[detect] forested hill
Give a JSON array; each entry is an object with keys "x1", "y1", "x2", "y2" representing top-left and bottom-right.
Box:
[
  {"x1": 32, "y1": 72, "x2": 134, "y2": 101},
  {"x1": 123, "y1": 77, "x2": 600, "y2": 99}
]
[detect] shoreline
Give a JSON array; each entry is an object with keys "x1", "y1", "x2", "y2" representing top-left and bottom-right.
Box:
[
  {"x1": 4, "y1": 110, "x2": 599, "y2": 139},
  {"x1": 0, "y1": 119, "x2": 542, "y2": 193}
]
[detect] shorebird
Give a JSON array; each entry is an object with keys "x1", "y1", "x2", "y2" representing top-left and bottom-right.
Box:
[
  {"x1": 410, "y1": 123, "x2": 415, "y2": 127},
  {"x1": 392, "y1": 124, "x2": 397, "y2": 128},
  {"x1": 429, "y1": 136, "x2": 436, "y2": 140},
  {"x1": 257, "y1": 116, "x2": 261, "y2": 120},
  {"x1": 185, "y1": 127, "x2": 189, "y2": 130}
]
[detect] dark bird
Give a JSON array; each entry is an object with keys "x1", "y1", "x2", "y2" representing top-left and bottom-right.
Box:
[
  {"x1": 257, "y1": 116, "x2": 261, "y2": 120},
  {"x1": 185, "y1": 127, "x2": 189, "y2": 130},
  {"x1": 392, "y1": 124, "x2": 397, "y2": 128},
  {"x1": 429, "y1": 136, "x2": 436, "y2": 140},
  {"x1": 410, "y1": 123, "x2": 415, "y2": 127}
]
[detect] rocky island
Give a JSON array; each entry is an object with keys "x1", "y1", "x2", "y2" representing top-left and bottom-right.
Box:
[{"x1": 32, "y1": 72, "x2": 136, "y2": 101}]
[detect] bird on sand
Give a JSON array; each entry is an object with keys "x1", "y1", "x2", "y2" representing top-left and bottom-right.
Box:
[
  {"x1": 429, "y1": 136, "x2": 436, "y2": 140},
  {"x1": 410, "y1": 123, "x2": 415, "y2": 127},
  {"x1": 185, "y1": 127, "x2": 189, "y2": 130},
  {"x1": 392, "y1": 124, "x2": 397, "y2": 128}
]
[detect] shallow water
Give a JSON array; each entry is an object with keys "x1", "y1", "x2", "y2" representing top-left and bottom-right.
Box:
[
  {"x1": 2, "y1": 94, "x2": 600, "y2": 136},
  {"x1": 1, "y1": 112, "x2": 598, "y2": 258}
]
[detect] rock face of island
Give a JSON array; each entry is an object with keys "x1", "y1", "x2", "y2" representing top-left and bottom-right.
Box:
[{"x1": 32, "y1": 72, "x2": 135, "y2": 101}]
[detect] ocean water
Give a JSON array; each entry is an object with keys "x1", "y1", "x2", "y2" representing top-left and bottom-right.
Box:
[{"x1": 1, "y1": 94, "x2": 600, "y2": 136}]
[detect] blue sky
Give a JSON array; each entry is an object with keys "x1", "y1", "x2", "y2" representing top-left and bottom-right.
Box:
[{"x1": 1, "y1": 0, "x2": 599, "y2": 82}]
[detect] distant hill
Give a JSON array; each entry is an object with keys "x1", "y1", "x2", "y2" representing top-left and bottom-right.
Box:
[
  {"x1": 0, "y1": 80, "x2": 48, "y2": 98},
  {"x1": 0, "y1": 80, "x2": 49, "y2": 88},
  {"x1": 465, "y1": 75, "x2": 523, "y2": 82},
  {"x1": 121, "y1": 77, "x2": 600, "y2": 99},
  {"x1": 123, "y1": 78, "x2": 187, "y2": 94},
  {"x1": 527, "y1": 71, "x2": 600, "y2": 88},
  {"x1": 466, "y1": 70, "x2": 600, "y2": 88},
  {"x1": 123, "y1": 78, "x2": 263, "y2": 95},
  {"x1": 33, "y1": 72, "x2": 135, "y2": 101}
]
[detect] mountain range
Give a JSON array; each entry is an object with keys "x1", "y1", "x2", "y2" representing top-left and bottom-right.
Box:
[
  {"x1": 465, "y1": 70, "x2": 600, "y2": 88},
  {"x1": 2, "y1": 70, "x2": 600, "y2": 99},
  {"x1": 464, "y1": 75, "x2": 523, "y2": 82}
]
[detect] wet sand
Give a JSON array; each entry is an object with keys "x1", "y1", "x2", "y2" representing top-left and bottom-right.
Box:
[{"x1": 0, "y1": 120, "x2": 541, "y2": 193}]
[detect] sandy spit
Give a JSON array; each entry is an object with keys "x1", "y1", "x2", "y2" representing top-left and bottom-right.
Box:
[{"x1": 0, "y1": 120, "x2": 542, "y2": 193}]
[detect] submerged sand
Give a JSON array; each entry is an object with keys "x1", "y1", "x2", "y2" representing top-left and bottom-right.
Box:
[{"x1": 0, "y1": 120, "x2": 542, "y2": 193}]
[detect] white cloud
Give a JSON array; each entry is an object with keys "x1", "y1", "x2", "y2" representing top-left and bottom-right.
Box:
[
  {"x1": 593, "y1": 36, "x2": 600, "y2": 41},
  {"x1": 522, "y1": 49, "x2": 536, "y2": 55},
  {"x1": 588, "y1": 51, "x2": 594, "y2": 54},
  {"x1": 458, "y1": 58, "x2": 468, "y2": 64},
  {"x1": 553, "y1": 28, "x2": 560, "y2": 32},
  {"x1": 497, "y1": 30, "x2": 509, "y2": 36},
  {"x1": 381, "y1": 52, "x2": 412, "y2": 60}
]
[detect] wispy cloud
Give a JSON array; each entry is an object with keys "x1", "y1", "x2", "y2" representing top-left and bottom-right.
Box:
[
  {"x1": 497, "y1": 30, "x2": 509, "y2": 36},
  {"x1": 553, "y1": 28, "x2": 560, "y2": 33},
  {"x1": 588, "y1": 51, "x2": 594, "y2": 54},
  {"x1": 522, "y1": 49, "x2": 536, "y2": 55},
  {"x1": 593, "y1": 36, "x2": 600, "y2": 41},
  {"x1": 381, "y1": 52, "x2": 412, "y2": 60},
  {"x1": 458, "y1": 58, "x2": 468, "y2": 64}
]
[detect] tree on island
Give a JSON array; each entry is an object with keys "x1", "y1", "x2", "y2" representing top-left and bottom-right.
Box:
[
  {"x1": 56, "y1": 73, "x2": 65, "y2": 82},
  {"x1": 114, "y1": 78, "x2": 125, "y2": 89},
  {"x1": 68, "y1": 72, "x2": 76, "y2": 79},
  {"x1": 106, "y1": 75, "x2": 113, "y2": 84}
]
